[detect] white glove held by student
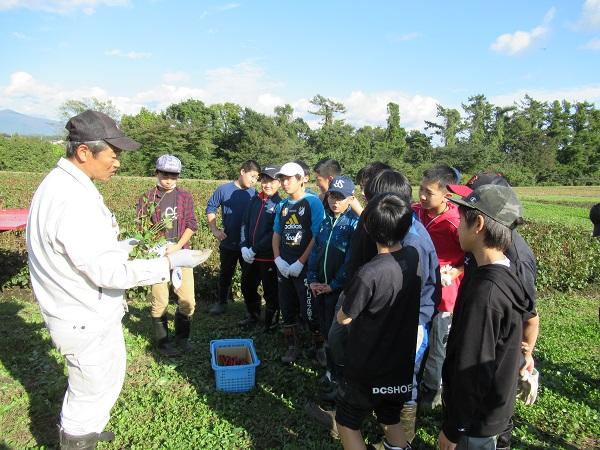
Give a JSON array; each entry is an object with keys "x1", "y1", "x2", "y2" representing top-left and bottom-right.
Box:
[
  {"x1": 288, "y1": 260, "x2": 304, "y2": 278},
  {"x1": 241, "y1": 247, "x2": 256, "y2": 264},
  {"x1": 441, "y1": 272, "x2": 453, "y2": 287},
  {"x1": 168, "y1": 249, "x2": 212, "y2": 268},
  {"x1": 275, "y1": 256, "x2": 290, "y2": 278}
]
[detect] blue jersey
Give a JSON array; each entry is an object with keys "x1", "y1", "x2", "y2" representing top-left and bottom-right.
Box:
[
  {"x1": 206, "y1": 181, "x2": 255, "y2": 250},
  {"x1": 274, "y1": 193, "x2": 325, "y2": 264}
]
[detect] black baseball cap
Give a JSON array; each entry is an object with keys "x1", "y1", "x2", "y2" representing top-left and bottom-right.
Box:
[
  {"x1": 65, "y1": 110, "x2": 141, "y2": 151},
  {"x1": 260, "y1": 165, "x2": 280, "y2": 179},
  {"x1": 450, "y1": 184, "x2": 523, "y2": 229}
]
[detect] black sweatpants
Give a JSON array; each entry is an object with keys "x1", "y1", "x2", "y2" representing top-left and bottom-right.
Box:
[
  {"x1": 240, "y1": 260, "x2": 279, "y2": 315},
  {"x1": 315, "y1": 291, "x2": 340, "y2": 339},
  {"x1": 218, "y1": 247, "x2": 243, "y2": 304},
  {"x1": 278, "y1": 267, "x2": 318, "y2": 331}
]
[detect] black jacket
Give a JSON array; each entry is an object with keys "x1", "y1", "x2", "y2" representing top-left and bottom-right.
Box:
[
  {"x1": 240, "y1": 192, "x2": 282, "y2": 261},
  {"x1": 442, "y1": 263, "x2": 532, "y2": 442}
]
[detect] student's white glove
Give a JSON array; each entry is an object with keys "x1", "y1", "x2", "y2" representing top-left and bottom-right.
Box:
[
  {"x1": 441, "y1": 273, "x2": 453, "y2": 287},
  {"x1": 517, "y1": 368, "x2": 539, "y2": 405},
  {"x1": 288, "y1": 260, "x2": 304, "y2": 278},
  {"x1": 167, "y1": 249, "x2": 212, "y2": 268},
  {"x1": 241, "y1": 247, "x2": 256, "y2": 264},
  {"x1": 274, "y1": 256, "x2": 290, "y2": 278},
  {"x1": 118, "y1": 238, "x2": 139, "y2": 254}
]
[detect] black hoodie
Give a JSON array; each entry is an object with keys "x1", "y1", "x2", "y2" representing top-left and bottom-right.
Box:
[{"x1": 442, "y1": 263, "x2": 531, "y2": 443}]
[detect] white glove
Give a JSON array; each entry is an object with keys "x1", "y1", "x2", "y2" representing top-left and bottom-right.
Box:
[
  {"x1": 168, "y1": 249, "x2": 212, "y2": 268},
  {"x1": 275, "y1": 256, "x2": 290, "y2": 278},
  {"x1": 241, "y1": 247, "x2": 256, "y2": 264},
  {"x1": 118, "y1": 238, "x2": 139, "y2": 254},
  {"x1": 288, "y1": 260, "x2": 304, "y2": 278},
  {"x1": 441, "y1": 272, "x2": 453, "y2": 287},
  {"x1": 517, "y1": 368, "x2": 539, "y2": 405}
]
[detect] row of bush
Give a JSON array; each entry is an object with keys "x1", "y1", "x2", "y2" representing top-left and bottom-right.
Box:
[{"x1": 2, "y1": 220, "x2": 598, "y2": 296}]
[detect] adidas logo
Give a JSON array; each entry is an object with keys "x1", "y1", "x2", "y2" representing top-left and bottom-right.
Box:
[{"x1": 285, "y1": 214, "x2": 300, "y2": 225}]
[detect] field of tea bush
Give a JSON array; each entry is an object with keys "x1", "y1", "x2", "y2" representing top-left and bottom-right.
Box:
[{"x1": 0, "y1": 172, "x2": 598, "y2": 449}]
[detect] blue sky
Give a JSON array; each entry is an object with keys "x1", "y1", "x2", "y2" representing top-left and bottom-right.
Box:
[{"x1": 0, "y1": 0, "x2": 598, "y2": 129}]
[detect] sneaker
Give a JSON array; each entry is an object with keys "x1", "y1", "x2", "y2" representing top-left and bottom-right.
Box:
[
  {"x1": 304, "y1": 401, "x2": 338, "y2": 438},
  {"x1": 209, "y1": 303, "x2": 227, "y2": 315}
]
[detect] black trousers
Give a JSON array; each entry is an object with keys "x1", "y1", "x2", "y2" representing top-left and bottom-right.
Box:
[
  {"x1": 278, "y1": 267, "x2": 318, "y2": 331},
  {"x1": 218, "y1": 247, "x2": 242, "y2": 304},
  {"x1": 240, "y1": 260, "x2": 279, "y2": 315},
  {"x1": 315, "y1": 291, "x2": 340, "y2": 339}
]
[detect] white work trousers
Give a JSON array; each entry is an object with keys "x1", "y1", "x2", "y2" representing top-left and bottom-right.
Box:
[{"x1": 49, "y1": 321, "x2": 126, "y2": 435}]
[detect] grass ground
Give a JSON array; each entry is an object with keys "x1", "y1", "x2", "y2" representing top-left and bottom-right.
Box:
[
  {"x1": 0, "y1": 288, "x2": 598, "y2": 449},
  {"x1": 0, "y1": 174, "x2": 599, "y2": 449}
]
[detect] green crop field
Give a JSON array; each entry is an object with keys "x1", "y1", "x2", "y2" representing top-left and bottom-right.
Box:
[{"x1": 0, "y1": 173, "x2": 599, "y2": 449}]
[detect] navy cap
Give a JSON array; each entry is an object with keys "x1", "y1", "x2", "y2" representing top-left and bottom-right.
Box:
[{"x1": 327, "y1": 176, "x2": 355, "y2": 199}]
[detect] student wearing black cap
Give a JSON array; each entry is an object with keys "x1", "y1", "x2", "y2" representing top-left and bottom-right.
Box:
[{"x1": 239, "y1": 165, "x2": 282, "y2": 331}]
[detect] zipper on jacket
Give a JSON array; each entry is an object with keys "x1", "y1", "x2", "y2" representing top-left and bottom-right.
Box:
[
  {"x1": 251, "y1": 197, "x2": 266, "y2": 247},
  {"x1": 323, "y1": 214, "x2": 341, "y2": 285}
]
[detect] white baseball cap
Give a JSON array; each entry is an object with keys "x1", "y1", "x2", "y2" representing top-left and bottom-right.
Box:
[{"x1": 275, "y1": 162, "x2": 304, "y2": 177}]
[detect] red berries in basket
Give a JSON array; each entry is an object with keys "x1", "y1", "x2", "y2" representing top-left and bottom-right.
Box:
[{"x1": 218, "y1": 355, "x2": 247, "y2": 366}]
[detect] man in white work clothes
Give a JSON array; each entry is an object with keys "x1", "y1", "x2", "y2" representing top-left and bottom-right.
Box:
[{"x1": 26, "y1": 110, "x2": 211, "y2": 449}]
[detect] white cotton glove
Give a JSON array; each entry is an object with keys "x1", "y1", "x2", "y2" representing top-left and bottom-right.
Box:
[
  {"x1": 288, "y1": 260, "x2": 304, "y2": 278},
  {"x1": 168, "y1": 249, "x2": 212, "y2": 268},
  {"x1": 241, "y1": 247, "x2": 256, "y2": 264},
  {"x1": 517, "y1": 368, "x2": 539, "y2": 405},
  {"x1": 441, "y1": 272, "x2": 453, "y2": 287},
  {"x1": 118, "y1": 238, "x2": 139, "y2": 254},
  {"x1": 275, "y1": 256, "x2": 290, "y2": 278}
]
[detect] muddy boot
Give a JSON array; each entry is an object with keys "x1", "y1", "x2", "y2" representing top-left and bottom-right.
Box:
[
  {"x1": 174, "y1": 311, "x2": 193, "y2": 353},
  {"x1": 281, "y1": 324, "x2": 299, "y2": 364},
  {"x1": 58, "y1": 426, "x2": 114, "y2": 450},
  {"x1": 263, "y1": 308, "x2": 279, "y2": 333},
  {"x1": 152, "y1": 316, "x2": 181, "y2": 357},
  {"x1": 399, "y1": 402, "x2": 417, "y2": 443}
]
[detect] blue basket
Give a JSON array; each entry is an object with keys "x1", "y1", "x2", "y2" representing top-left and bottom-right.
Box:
[{"x1": 210, "y1": 338, "x2": 260, "y2": 393}]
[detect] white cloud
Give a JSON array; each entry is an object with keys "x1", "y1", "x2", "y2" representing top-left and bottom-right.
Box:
[
  {"x1": 217, "y1": 3, "x2": 240, "y2": 11},
  {"x1": 11, "y1": 31, "x2": 31, "y2": 40},
  {"x1": 0, "y1": 0, "x2": 129, "y2": 14},
  {"x1": 577, "y1": 0, "x2": 600, "y2": 31},
  {"x1": 491, "y1": 85, "x2": 600, "y2": 106},
  {"x1": 490, "y1": 7, "x2": 554, "y2": 55},
  {"x1": 0, "y1": 65, "x2": 438, "y2": 131},
  {"x1": 162, "y1": 71, "x2": 190, "y2": 83},
  {"x1": 387, "y1": 32, "x2": 420, "y2": 43},
  {"x1": 105, "y1": 49, "x2": 152, "y2": 60},
  {"x1": 582, "y1": 37, "x2": 600, "y2": 49}
]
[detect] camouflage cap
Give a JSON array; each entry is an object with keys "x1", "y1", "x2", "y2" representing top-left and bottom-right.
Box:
[{"x1": 450, "y1": 184, "x2": 523, "y2": 229}]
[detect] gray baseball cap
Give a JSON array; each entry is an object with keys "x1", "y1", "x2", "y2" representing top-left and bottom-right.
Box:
[
  {"x1": 156, "y1": 154, "x2": 182, "y2": 173},
  {"x1": 450, "y1": 184, "x2": 523, "y2": 229}
]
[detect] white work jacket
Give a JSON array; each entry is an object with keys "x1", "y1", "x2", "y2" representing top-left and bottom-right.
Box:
[{"x1": 26, "y1": 158, "x2": 170, "y2": 332}]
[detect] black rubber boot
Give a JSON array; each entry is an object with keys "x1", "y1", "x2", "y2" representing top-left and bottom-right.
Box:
[
  {"x1": 281, "y1": 324, "x2": 299, "y2": 364},
  {"x1": 152, "y1": 316, "x2": 181, "y2": 357},
  {"x1": 174, "y1": 311, "x2": 192, "y2": 353},
  {"x1": 58, "y1": 426, "x2": 114, "y2": 450},
  {"x1": 263, "y1": 308, "x2": 279, "y2": 332}
]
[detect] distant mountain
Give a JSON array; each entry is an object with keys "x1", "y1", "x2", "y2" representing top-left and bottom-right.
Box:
[{"x1": 0, "y1": 109, "x2": 62, "y2": 136}]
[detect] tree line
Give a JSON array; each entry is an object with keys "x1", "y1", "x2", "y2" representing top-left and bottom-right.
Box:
[{"x1": 1, "y1": 94, "x2": 599, "y2": 185}]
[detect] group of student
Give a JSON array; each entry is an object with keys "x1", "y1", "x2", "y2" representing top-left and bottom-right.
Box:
[{"x1": 140, "y1": 153, "x2": 539, "y2": 450}]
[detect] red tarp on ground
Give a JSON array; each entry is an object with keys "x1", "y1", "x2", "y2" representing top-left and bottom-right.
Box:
[{"x1": 0, "y1": 209, "x2": 28, "y2": 231}]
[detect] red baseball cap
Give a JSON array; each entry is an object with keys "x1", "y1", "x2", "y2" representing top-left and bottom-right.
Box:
[{"x1": 447, "y1": 171, "x2": 511, "y2": 197}]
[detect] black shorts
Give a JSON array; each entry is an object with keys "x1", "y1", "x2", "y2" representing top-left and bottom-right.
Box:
[{"x1": 335, "y1": 379, "x2": 404, "y2": 430}]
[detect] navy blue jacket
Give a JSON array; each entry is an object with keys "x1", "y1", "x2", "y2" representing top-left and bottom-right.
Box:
[
  {"x1": 240, "y1": 191, "x2": 282, "y2": 261},
  {"x1": 307, "y1": 207, "x2": 359, "y2": 292}
]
